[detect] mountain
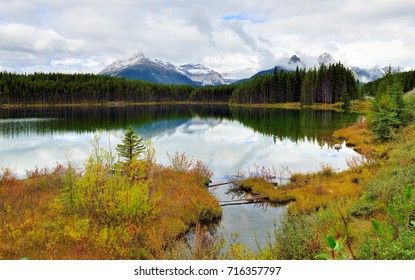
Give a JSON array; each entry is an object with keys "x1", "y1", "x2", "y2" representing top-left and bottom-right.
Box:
[
  {"x1": 99, "y1": 52, "x2": 198, "y2": 85},
  {"x1": 351, "y1": 65, "x2": 405, "y2": 83},
  {"x1": 239, "y1": 54, "x2": 323, "y2": 82},
  {"x1": 99, "y1": 52, "x2": 226, "y2": 86},
  {"x1": 317, "y1": 52, "x2": 336, "y2": 66},
  {"x1": 233, "y1": 55, "x2": 306, "y2": 84},
  {"x1": 177, "y1": 64, "x2": 225, "y2": 85},
  {"x1": 101, "y1": 51, "x2": 407, "y2": 86},
  {"x1": 242, "y1": 52, "x2": 404, "y2": 83}
]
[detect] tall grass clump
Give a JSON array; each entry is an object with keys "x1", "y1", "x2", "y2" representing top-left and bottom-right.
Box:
[{"x1": 0, "y1": 131, "x2": 221, "y2": 259}]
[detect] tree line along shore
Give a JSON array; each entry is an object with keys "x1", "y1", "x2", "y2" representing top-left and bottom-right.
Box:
[
  {"x1": 1, "y1": 67, "x2": 415, "y2": 259},
  {"x1": 1, "y1": 62, "x2": 360, "y2": 107}
]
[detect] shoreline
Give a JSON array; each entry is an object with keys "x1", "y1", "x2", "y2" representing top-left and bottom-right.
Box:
[{"x1": 1, "y1": 100, "x2": 370, "y2": 113}]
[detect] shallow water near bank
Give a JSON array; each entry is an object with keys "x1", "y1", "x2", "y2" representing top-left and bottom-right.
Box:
[{"x1": 0, "y1": 105, "x2": 361, "y2": 251}]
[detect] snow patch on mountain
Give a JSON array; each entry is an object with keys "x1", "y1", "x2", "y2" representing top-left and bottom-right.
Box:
[
  {"x1": 351, "y1": 65, "x2": 405, "y2": 83},
  {"x1": 100, "y1": 51, "x2": 410, "y2": 85},
  {"x1": 273, "y1": 53, "x2": 336, "y2": 72},
  {"x1": 178, "y1": 64, "x2": 225, "y2": 85},
  {"x1": 100, "y1": 52, "x2": 146, "y2": 73},
  {"x1": 99, "y1": 52, "x2": 227, "y2": 85},
  {"x1": 274, "y1": 55, "x2": 306, "y2": 70},
  {"x1": 318, "y1": 52, "x2": 336, "y2": 66},
  {"x1": 270, "y1": 52, "x2": 405, "y2": 83}
]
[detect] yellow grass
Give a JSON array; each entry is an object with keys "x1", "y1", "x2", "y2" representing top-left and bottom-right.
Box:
[
  {"x1": 238, "y1": 163, "x2": 375, "y2": 215},
  {"x1": 0, "y1": 161, "x2": 221, "y2": 259}
]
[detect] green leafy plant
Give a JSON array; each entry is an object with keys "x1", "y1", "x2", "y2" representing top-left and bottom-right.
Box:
[
  {"x1": 315, "y1": 236, "x2": 345, "y2": 260},
  {"x1": 360, "y1": 184, "x2": 415, "y2": 259}
]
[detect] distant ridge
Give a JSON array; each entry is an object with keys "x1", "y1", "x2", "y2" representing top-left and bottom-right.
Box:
[
  {"x1": 99, "y1": 51, "x2": 408, "y2": 85},
  {"x1": 99, "y1": 52, "x2": 227, "y2": 86},
  {"x1": 243, "y1": 52, "x2": 406, "y2": 83}
]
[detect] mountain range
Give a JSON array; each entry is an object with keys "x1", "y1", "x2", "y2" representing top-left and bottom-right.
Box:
[
  {"x1": 99, "y1": 52, "x2": 227, "y2": 86},
  {"x1": 245, "y1": 53, "x2": 405, "y2": 83},
  {"x1": 99, "y1": 51, "x2": 407, "y2": 85}
]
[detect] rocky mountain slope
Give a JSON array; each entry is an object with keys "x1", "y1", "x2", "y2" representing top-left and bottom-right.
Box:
[
  {"x1": 100, "y1": 51, "x2": 407, "y2": 86},
  {"x1": 99, "y1": 52, "x2": 226, "y2": 86}
]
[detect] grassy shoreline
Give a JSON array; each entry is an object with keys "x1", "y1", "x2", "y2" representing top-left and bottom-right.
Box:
[
  {"x1": 236, "y1": 115, "x2": 415, "y2": 259},
  {"x1": 0, "y1": 147, "x2": 222, "y2": 259},
  {"x1": 1, "y1": 100, "x2": 371, "y2": 113},
  {"x1": 0, "y1": 101, "x2": 229, "y2": 109},
  {"x1": 6, "y1": 99, "x2": 410, "y2": 259}
]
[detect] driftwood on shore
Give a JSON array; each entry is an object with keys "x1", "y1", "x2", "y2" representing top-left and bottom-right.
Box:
[
  {"x1": 207, "y1": 181, "x2": 234, "y2": 188},
  {"x1": 220, "y1": 201, "x2": 266, "y2": 207},
  {"x1": 218, "y1": 195, "x2": 268, "y2": 207},
  {"x1": 208, "y1": 180, "x2": 271, "y2": 206}
]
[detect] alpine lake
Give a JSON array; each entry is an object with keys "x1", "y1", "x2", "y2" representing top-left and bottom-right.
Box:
[{"x1": 0, "y1": 104, "x2": 361, "y2": 251}]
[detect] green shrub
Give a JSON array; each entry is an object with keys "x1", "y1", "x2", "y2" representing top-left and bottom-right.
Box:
[
  {"x1": 347, "y1": 199, "x2": 376, "y2": 217},
  {"x1": 260, "y1": 213, "x2": 322, "y2": 260},
  {"x1": 360, "y1": 184, "x2": 415, "y2": 259}
]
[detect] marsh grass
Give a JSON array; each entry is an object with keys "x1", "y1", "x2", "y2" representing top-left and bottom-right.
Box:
[
  {"x1": 254, "y1": 121, "x2": 415, "y2": 260},
  {"x1": 0, "y1": 138, "x2": 221, "y2": 260}
]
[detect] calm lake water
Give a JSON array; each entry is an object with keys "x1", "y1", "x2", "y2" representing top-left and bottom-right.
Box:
[{"x1": 0, "y1": 105, "x2": 360, "y2": 250}]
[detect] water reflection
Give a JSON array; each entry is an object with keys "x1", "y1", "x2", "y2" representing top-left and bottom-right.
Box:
[
  {"x1": 150, "y1": 117, "x2": 359, "y2": 181},
  {"x1": 0, "y1": 105, "x2": 360, "y2": 251},
  {"x1": 0, "y1": 105, "x2": 359, "y2": 178},
  {"x1": 0, "y1": 105, "x2": 356, "y2": 142}
]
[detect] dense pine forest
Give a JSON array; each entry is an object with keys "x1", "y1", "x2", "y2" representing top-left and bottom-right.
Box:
[
  {"x1": 1, "y1": 63, "x2": 359, "y2": 106},
  {"x1": 0, "y1": 72, "x2": 198, "y2": 104},
  {"x1": 230, "y1": 63, "x2": 359, "y2": 105},
  {"x1": 361, "y1": 69, "x2": 415, "y2": 96}
]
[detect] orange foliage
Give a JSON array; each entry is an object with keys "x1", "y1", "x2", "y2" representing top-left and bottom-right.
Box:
[
  {"x1": 0, "y1": 158, "x2": 221, "y2": 260},
  {"x1": 237, "y1": 119, "x2": 380, "y2": 215},
  {"x1": 238, "y1": 165, "x2": 373, "y2": 215},
  {"x1": 333, "y1": 119, "x2": 376, "y2": 157}
]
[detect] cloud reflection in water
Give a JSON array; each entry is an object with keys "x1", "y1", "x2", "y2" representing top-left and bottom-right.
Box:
[
  {"x1": 0, "y1": 117, "x2": 359, "y2": 180},
  {"x1": 0, "y1": 115, "x2": 361, "y2": 251}
]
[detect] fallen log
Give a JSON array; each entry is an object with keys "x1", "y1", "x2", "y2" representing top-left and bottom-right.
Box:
[
  {"x1": 218, "y1": 195, "x2": 268, "y2": 204},
  {"x1": 220, "y1": 201, "x2": 266, "y2": 207},
  {"x1": 207, "y1": 181, "x2": 235, "y2": 188}
]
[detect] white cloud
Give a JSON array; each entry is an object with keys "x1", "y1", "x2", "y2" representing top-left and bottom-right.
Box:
[
  {"x1": 340, "y1": 39, "x2": 413, "y2": 67},
  {"x1": 0, "y1": 0, "x2": 414, "y2": 77},
  {"x1": 51, "y1": 57, "x2": 99, "y2": 67}
]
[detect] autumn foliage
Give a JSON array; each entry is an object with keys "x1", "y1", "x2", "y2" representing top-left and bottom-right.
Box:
[{"x1": 0, "y1": 136, "x2": 221, "y2": 259}]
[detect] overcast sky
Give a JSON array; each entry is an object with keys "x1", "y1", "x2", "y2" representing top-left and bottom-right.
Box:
[{"x1": 1, "y1": 0, "x2": 414, "y2": 78}]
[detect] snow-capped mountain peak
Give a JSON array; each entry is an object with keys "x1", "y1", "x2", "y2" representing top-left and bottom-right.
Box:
[
  {"x1": 99, "y1": 51, "x2": 146, "y2": 73},
  {"x1": 179, "y1": 64, "x2": 211, "y2": 75},
  {"x1": 274, "y1": 54, "x2": 306, "y2": 70},
  {"x1": 288, "y1": 55, "x2": 302, "y2": 65},
  {"x1": 253, "y1": 52, "x2": 404, "y2": 83},
  {"x1": 99, "y1": 51, "x2": 227, "y2": 86},
  {"x1": 178, "y1": 63, "x2": 225, "y2": 85},
  {"x1": 318, "y1": 52, "x2": 336, "y2": 66},
  {"x1": 133, "y1": 51, "x2": 145, "y2": 60},
  {"x1": 351, "y1": 65, "x2": 405, "y2": 83}
]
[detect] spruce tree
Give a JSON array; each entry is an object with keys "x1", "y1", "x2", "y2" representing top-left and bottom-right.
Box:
[
  {"x1": 390, "y1": 79, "x2": 408, "y2": 125},
  {"x1": 116, "y1": 126, "x2": 145, "y2": 164},
  {"x1": 340, "y1": 82, "x2": 351, "y2": 110},
  {"x1": 369, "y1": 78, "x2": 405, "y2": 141},
  {"x1": 370, "y1": 94, "x2": 401, "y2": 141}
]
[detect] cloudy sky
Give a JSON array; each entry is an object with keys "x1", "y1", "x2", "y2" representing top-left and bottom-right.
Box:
[{"x1": 1, "y1": 0, "x2": 414, "y2": 78}]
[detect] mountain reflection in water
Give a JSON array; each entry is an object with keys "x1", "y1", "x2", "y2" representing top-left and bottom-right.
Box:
[{"x1": 0, "y1": 105, "x2": 361, "y2": 250}]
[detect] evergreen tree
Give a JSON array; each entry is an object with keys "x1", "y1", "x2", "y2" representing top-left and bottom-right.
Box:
[
  {"x1": 369, "y1": 78, "x2": 407, "y2": 141},
  {"x1": 390, "y1": 79, "x2": 408, "y2": 125},
  {"x1": 370, "y1": 94, "x2": 401, "y2": 141},
  {"x1": 116, "y1": 126, "x2": 145, "y2": 164},
  {"x1": 340, "y1": 82, "x2": 351, "y2": 110}
]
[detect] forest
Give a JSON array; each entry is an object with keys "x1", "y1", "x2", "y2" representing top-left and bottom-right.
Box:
[
  {"x1": 0, "y1": 62, "x2": 359, "y2": 106},
  {"x1": 2, "y1": 65, "x2": 415, "y2": 260},
  {"x1": 230, "y1": 63, "x2": 359, "y2": 106},
  {"x1": 361, "y1": 69, "x2": 415, "y2": 97}
]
